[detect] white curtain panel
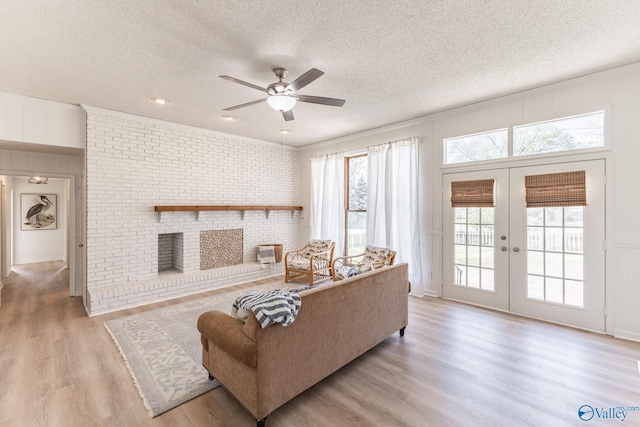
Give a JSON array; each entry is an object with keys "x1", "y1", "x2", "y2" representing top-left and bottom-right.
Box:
[
  {"x1": 310, "y1": 153, "x2": 345, "y2": 257},
  {"x1": 367, "y1": 138, "x2": 423, "y2": 285}
]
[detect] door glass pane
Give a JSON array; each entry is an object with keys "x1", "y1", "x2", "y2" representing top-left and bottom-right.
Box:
[
  {"x1": 455, "y1": 265, "x2": 466, "y2": 285},
  {"x1": 565, "y1": 280, "x2": 584, "y2": 307},
  {"x1": 545, "y1": 252, "x2": 563, "y2": 277},
  {"x1": 545, "y1": 278, "x2": 564, "y2": 304},
  {"x1": 527, "y1": 251, "x2": 544, "y2": 275},
  {"x1": 454, "y1": 208, "x2": 467, "y2": 223},
  {"x1": 467, "y1": 246, "x2": 480, "y2": 267},
  {"x1": 468, "y1": 208, "x2": 480, "y2": 224},
  {"x1": 481, "y1": 207, "x2": 494, "y2": 224},
  {"x1": 545, "y1": 228, "x2": 563, "y2": 252},
  {"x1": 565, "y1": 254, "x2": 584, "y2": 280},
  {"x1": 467, "y1": 267, "x2": 480, "y2": 288},
  {"x1": 527, "y1": 208, "x2": 544, "y2": 226},
  {"x1": 452, "y1": 207, "x2": 495, "y2": 292},
  {"x1": 564, "y1": 229, "x2": 583, "y2": 253},
  {"x1": 564, "y1": 207, "x2": 583, "y2": 227},
  {"x1": 454, "y1": 244, "x2": 467, "y2": 264},
  {"x1": 545, "y1": 208, "x2": 563, "y2": 226},
  {"x1": 480, "y1": 247, "x2": 494, "y2": 268},
  {"x1": 526, "y1": 206, "x2": 585, "y2": 308},
  {"x1": 527, "y1": 275, "x2": 544, "y2": 300},
  {"x1": 467, "y1": 225, "x2": 480, "y2": 245},
  {"x1": 454, "y1": 224, "x2": 466, "y2": 244},
  {"x1": 481, "y1": 269, "x2": 495, "y2": 291},
  {"x1": 527, "y1": 227, "x2": 544, "y2": 250},
  {"x1": 481, "y1": 225, "x2": 494, "y2": 246}
]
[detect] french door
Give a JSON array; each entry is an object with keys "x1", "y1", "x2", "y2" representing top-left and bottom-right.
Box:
[{"x1": 443, "y1": 160, "x2": 606, "y2": 332}]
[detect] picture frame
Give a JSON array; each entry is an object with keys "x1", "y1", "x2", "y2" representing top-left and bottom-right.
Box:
[{"x1": 21, "y1": 194, "x2": 57, "y2": 230}]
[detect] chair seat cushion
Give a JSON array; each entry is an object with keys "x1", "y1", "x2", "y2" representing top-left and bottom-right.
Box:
[{"x1": 288, "y1": 258, "x2": 312, "y2": 271}]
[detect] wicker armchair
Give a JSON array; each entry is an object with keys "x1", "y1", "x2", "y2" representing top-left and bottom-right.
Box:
[
  {"x1": 332, "y1": 245, "x2": 396, "y2": 281},
  {"x1": 284, "y1": 239, "x2": 336, "y2": 286}
]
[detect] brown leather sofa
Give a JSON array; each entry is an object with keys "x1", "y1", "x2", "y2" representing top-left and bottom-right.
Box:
[{"x1": 197, "y1": 263, "x2": 409, "y2": 426}]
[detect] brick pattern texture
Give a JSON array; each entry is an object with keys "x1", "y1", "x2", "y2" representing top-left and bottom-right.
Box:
[{"x1": 85, "y1": 111, "x2": 298, "y2": 314}]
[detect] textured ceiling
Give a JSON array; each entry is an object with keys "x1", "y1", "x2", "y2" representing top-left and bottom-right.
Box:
[{"x1": 2, "y1": 1, "x2": 640, "y2": 147}]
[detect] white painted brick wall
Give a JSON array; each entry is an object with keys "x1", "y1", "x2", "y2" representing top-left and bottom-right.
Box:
[{"x1": 85, "y1": 109, "x2": 299, "y2": 315}]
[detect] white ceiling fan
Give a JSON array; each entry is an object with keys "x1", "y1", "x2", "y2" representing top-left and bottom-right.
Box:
[{"x1": 220, "y1": 67, "x2": 346, "y2": 121}]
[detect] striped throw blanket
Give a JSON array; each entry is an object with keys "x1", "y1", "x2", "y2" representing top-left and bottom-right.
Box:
[{"x1": 232, "y1": 289, "x2": 306, "y2": 328}]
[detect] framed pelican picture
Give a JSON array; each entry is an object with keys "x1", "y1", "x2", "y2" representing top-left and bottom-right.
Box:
[{"x1": 21, "y1": 194, "x2": 57, "y2": 230}]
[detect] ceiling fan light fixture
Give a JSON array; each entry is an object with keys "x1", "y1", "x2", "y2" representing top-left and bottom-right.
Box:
[{"x1": 267, "y1": 95, "x2": 297, "y2": 112}]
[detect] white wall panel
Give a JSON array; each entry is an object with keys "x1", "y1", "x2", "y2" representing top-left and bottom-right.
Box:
[
  {"x1": 0, "y1": 91, "x2": 85, "y2": 149},
  {"x1": 301, "y1": 62, "x2": 640, "y2": 341}
]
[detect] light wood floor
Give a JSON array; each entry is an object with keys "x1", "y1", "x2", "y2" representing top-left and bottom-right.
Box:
[{"x1": 1, "y1": 261, "x2": 639, "y2": 426}]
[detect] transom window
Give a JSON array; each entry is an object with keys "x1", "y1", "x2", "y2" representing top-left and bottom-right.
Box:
[
  {"x1": 443, "y1": 111, "x2": 605, "y2": 165},
  {"x1": 444, "y1": 129, "x2": 508, "y2": 165}
]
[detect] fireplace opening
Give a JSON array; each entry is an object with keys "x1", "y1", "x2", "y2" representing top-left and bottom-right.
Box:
[{"x1": 158, "y1": 232, "x2": 184, "y2": 273}]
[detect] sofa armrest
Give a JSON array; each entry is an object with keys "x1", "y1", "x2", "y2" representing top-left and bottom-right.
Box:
[{"x1": 197, "y1": 310, "x2": 258, "y2": 368}]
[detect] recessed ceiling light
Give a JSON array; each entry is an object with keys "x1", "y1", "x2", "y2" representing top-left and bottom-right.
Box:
[
  {"x1": 221, "y1": 115, "x2": 237, "y2": 121},
  {"x1": 151, "y1": 97, "x2": 169, "y2": 104},
  {"x1": 279, "y1": 129, "x2": 290, "y2": 134}
]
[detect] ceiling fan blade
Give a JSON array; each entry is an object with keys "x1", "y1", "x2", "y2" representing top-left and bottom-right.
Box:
[
  {"x1": 282, "y1": 110, "x2": 294, "y2": 121},
  {"x1": 297, "y1": 94, "x2": 345, "y2": 107},
  {"x1": 282, "y1": 109, "x2": 295, "y2": 121},
  {"x1": 219, "y1": 75, "x2": 268, "y2": 93},
  {"x1": 223, "y1": 98, "x2": 267, "y2": 111},
  {"x1": 287, "y1": 68, "x2": 324, "y2": 92}
]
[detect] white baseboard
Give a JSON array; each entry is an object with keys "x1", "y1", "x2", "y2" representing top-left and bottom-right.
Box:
[{"x1": 613, "y1": 329, "x2": 640, "y2": 343}]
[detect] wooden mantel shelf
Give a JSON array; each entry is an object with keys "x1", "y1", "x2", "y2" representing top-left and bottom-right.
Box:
[{"x1": 154, "y1": 205, "x2": 302, "y2": 221}]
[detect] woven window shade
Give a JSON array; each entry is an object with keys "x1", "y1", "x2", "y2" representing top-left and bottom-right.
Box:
[
  {"x1": 451, "y1": 179, "x2": 495, "y2": 207},
  {"x1": 525, "y1": 171, "x2": 586, "y2": 207}
]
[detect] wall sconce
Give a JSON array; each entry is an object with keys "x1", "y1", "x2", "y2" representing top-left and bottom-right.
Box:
[{"x1": 28, "y1": 176, "x2": 48, "y2": 184}]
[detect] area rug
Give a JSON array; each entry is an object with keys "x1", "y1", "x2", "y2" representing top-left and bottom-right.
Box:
[{"x1": 104, "y1": 280, "x2": 284, "y2": 417}]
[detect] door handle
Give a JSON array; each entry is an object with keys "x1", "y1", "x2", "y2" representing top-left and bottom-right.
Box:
[{"x1": 513, "y1": 247, "x2": 520, "y2": 253}]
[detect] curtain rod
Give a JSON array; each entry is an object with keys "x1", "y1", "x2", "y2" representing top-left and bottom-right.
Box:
[{"x1": 368, "y1": 136, "x2": 420, "y2": 150}]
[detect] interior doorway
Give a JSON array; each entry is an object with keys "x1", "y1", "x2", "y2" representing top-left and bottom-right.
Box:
[
  {"x1": 0, "y1": 174, "x2": 80, "y2": 298},
  {"x1": 442, "y1": 160, "x2": 606, "y2": 332}
]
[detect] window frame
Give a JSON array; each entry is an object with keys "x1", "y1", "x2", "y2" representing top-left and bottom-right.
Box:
[{"x1": 344, "y1": 154, "x2": 367, "y2": 256}]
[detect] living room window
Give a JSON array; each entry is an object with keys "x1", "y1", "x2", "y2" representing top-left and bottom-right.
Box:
[{"x1": 345, "y1": 154, "x2": 367, "y2": 255}]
